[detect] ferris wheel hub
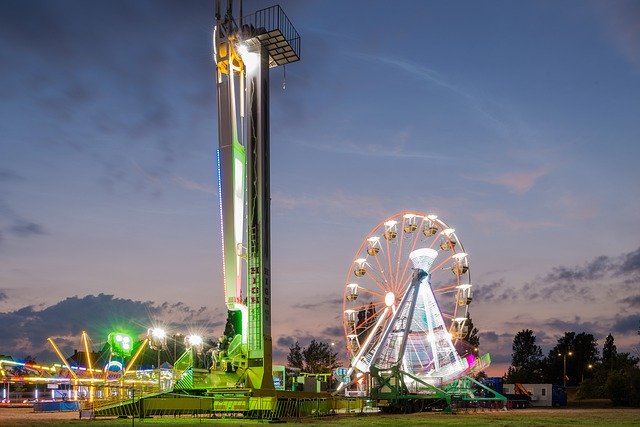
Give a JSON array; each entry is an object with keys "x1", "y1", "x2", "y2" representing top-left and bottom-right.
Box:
[{"x1": 384, "y1": 292, "x2": 395, "y2": 307}]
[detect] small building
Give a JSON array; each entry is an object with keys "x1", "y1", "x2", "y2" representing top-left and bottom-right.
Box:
[{"x1": 503, "y1": 383, "x2": 566, "y2": 407}]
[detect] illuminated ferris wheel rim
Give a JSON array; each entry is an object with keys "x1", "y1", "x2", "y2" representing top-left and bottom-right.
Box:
[{"x1": 342, "y1": 211, "x2": 473, "y2": 360}]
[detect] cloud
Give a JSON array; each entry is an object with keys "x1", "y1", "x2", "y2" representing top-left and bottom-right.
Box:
[
  {"x1": 0, "y1": 290, "x2": 6, "y2": 301},
  {"x1": 351, "y1": 52, "x2": 510, "y2": 135},
  {"x1": 0, "y1": 294, "x2": 224, "y2": 362},
  {"x1": 543, "y1": 255, "x2": 613, "y2": 283},
  {"x1": 469, "y1": 166, "x2": 550, "y2": 194},
  {"x1": 473, "y1": 279, "x2": 514, "y2": 303},
  {"x1": 543, "y1": 247, "x2": 640, "y2": 285},
  {"x1": 276, "y1": 336, "x2": 297, "y2": 349},
  {"x1": 172, "y1": 176, "x2": 216, "y2": 195},
  {"x1": 612, "y1": 315, "x2": 639, "y2": 334},
  {"x1": 471, "y1": 208, "x2": 560, "y2": 232},
  {"x1": 272, "y1": 189, "x2": 389, "y2": 220},
  {"x1": 554, "y1": 194, "x2": 600, "y2": 221},
  {"x1": 480, "y1": 331, "x2": 501, "y2": 343},
  {"x1": 0, "y1": 195, "x2": 48, "y2": 243},
  {"x1": 476, "y1": 246, "x2": 640, "y2": 304},
  {"x1": 595, "y1": 1, "x2": 640, "y2": 69},
  {"x1": 0, "y1": 169, "x2": 23, "y2": 182},
  {"x1": 0, "y1": 1, "x2": 216, "y2": 194},
  {"x1": 618, "y1": 294, "x2": 640, "y2": 309},
  {"x1": 9, "y1": 221, "x2": 46, "y2": 237},
  {"x1": 292, "y1": 137, "x2": 450, "y2": 162},
  {"x1": 291, "y1": 296, "x2": 343, "y2": 311},
  {"x1": 322, "y1": 326, "x2": 344, "y2": 340},
  {"x1": 617, "y1": 246, "x2": 640, "y2": 276},
  {"x1": 543, "y1": 316, "x2": 601, "y2": 336}
]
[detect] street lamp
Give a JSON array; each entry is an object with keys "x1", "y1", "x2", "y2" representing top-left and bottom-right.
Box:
[
  {"x1": 582, "y1": 363, "x2": 594, "y2": 382},
  {"x1": 558, "y1": 351, "x2": 573, "y2": 387},
  {"x1": 147, "y1": 328, "x2": 167, "y2": 389}
]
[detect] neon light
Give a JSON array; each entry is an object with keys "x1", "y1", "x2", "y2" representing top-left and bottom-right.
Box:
[
  {"x1": 108, "y1": 332, "x2": 133, "y2": 357},
  {"x1": 466, "y1": 353, "x2": 476, "y2": 368},
  {"x1": 104, "y1": 361, "x2": 123, "y2": 371},
  {"x1": 47, "y1": 337, "x2": 78, "y2": 379},
  {"x1": 217, "y1": 148, "x2": 227, "y2": 296},
  {"x1": 239, "y1": 304, "x2": 248, "y2": 344}
]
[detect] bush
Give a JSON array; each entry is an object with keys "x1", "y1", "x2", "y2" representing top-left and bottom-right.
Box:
[{"x1": 604, "y1": 371, "x2": 634, "y2": 406}]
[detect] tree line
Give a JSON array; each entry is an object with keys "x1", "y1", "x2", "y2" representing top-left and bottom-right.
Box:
[{"x1": 504, "y1": 328, "x2": 640, "y2": 406}]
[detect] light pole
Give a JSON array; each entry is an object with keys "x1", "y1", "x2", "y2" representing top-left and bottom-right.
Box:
[
  {"x1": 582, "y1": 363, "x2": 593, "y2": 382},
  {"x1": 148, "y1": 328, "x2": 167, "y2": 390},
  {"x1": 173, "y1": 333, "x2": 182, "y2": 364},
  {"x1": 558, "y1": 351, "x2": 573, "y2": 387},
  {"x1": 329, "y1": 342, "x2": 335, "y2": 390}
]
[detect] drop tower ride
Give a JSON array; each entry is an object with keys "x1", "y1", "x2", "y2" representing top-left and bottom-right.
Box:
[{"x1": 214, "y1": 1, "x2": 300, "y2": 390}]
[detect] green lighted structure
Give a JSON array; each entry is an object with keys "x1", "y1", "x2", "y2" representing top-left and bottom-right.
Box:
[
  {"x1": 213, "y1": 0, "x2": 300, "y2": 390},
  {"x1": 108, "y1": 332, "x2": 133, "y2": 357}
]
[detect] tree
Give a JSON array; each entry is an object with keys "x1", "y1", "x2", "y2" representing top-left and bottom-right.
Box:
[
  {"x1": 576, "y1": 341, "x2": 640, "y2": 406},
  {"x1": 504, "y1": 329, "x2": 544, "y2": 383},
  {"x1": 603, "y1": 333, "x2": 617, "y2": 363},
  {"x1": 286, "y1": 340, "x2": 339, "y2": 374},
  {"x1": 287, "y1": 341, "x2": 304, "y2": 370},
  {"x1": 302, "y1": 340, "x2": 339, "y2": 374},
  {"x1": 462, "y1": 312, "x2": 480, "y2": 354},
  {"x1": 545, "y1": 332, "x2": 599, "y2": 386}
]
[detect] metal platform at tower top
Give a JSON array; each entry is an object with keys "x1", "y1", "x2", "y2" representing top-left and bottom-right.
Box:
[{"x1": 243, "y1": 5, "x2": 300, "y2": 67}]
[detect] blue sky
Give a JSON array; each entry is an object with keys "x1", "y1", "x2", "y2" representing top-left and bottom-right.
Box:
[{"x1": 1, "y1": 0, "x2": 639, "y2": 374}]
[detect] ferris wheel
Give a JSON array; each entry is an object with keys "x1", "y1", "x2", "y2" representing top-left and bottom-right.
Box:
[{"x1": 342, "y1": 212, "x2": 474, "y2": 382}]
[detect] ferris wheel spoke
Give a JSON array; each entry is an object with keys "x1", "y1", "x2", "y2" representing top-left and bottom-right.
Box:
[
  {"x1": 393, "y1": 219, "x2": 407, "y2": 287},
  {"x1": 397, "y1": 216, "x2": 426, "y2": 289},
  {"x1": 357, "y1": 285, "x2": 386, "y2": 299},
  {"x1": 432, "y1": 283, "x2": 459, "y2": 293},
  {"x1": 366, "y1": 268, "x2": 392, "y2": 295},
  {"x1": 441, "y1": 312, "x2": 455, "y2": 321},
  {"x1": 353, "y1": 301, "x2": 387, "y2": 331},
  {"x1": 384, "y1": 233, "x2": 394, "y2": 288},
  {"x1": 427, "y1": 231, "x2": 439, "y2": 249},
  {"x1": 372, "y1": 252, "x2": 392, "y2": 290},
  {"x1": 430, "y1": 254, "x2": 454, "y2": 275}
]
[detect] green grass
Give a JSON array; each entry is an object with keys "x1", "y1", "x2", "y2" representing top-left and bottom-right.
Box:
[{"x1": 2, "y1": 408, "x2": 640, "y2": 427}]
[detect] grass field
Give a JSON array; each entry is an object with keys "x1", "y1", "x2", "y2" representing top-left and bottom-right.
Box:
[{"x1": 2, "y1": 407, "x2": 640, "y2": 427}]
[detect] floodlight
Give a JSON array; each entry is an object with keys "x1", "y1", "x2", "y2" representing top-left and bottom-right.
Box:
[
  {"x1": 108, "y1": 332, "x2": 133, "y2": 357},
  {"x1": 236, "y1": 43, "x2": 259, "y2": 70},
  {"x1": 185, "y1": 334, "x2": 204, "y2": 352},
  {"x1": 147, "y1": 327, "x2": 167, "y2": 350}
]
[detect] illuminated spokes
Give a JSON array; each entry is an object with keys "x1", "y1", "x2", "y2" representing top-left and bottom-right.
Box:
[{"x1": 342, "y1": 212, "x2": 473, "y2": 367}]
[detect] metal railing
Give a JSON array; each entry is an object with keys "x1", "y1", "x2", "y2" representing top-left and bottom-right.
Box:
[{"x1": 244, "y1": 5, "x2": 301, "y2": 59}]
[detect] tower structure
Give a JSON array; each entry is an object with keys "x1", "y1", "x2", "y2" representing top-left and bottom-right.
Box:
[{"x1": 214, "y1": 0, "x2": 300, "y2": 389}]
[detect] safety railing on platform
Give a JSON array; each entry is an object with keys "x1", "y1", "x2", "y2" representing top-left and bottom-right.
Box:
[{"x1": 82, "y1": 390, "x2": 376, "y2": 421}]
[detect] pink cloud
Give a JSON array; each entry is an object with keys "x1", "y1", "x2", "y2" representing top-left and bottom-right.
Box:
[
  {"x1": 272, "y1": 190, "x2": 388, "y2": 219},
  {"x1": 471, "y1": 167, "x2": 550, "y2": 194},
  {"x1": 472, "y1": 208, "x2": 560, "y2": 232},
  {"x1": 555, "y1": 194, "x2": 600, "y2": 221},
  {"x1": 172, "y1": 176, "x2": 216, "y2": 195},
  {"x1": 596, "y1": 1, "x2": 640, "y2": 68}
]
